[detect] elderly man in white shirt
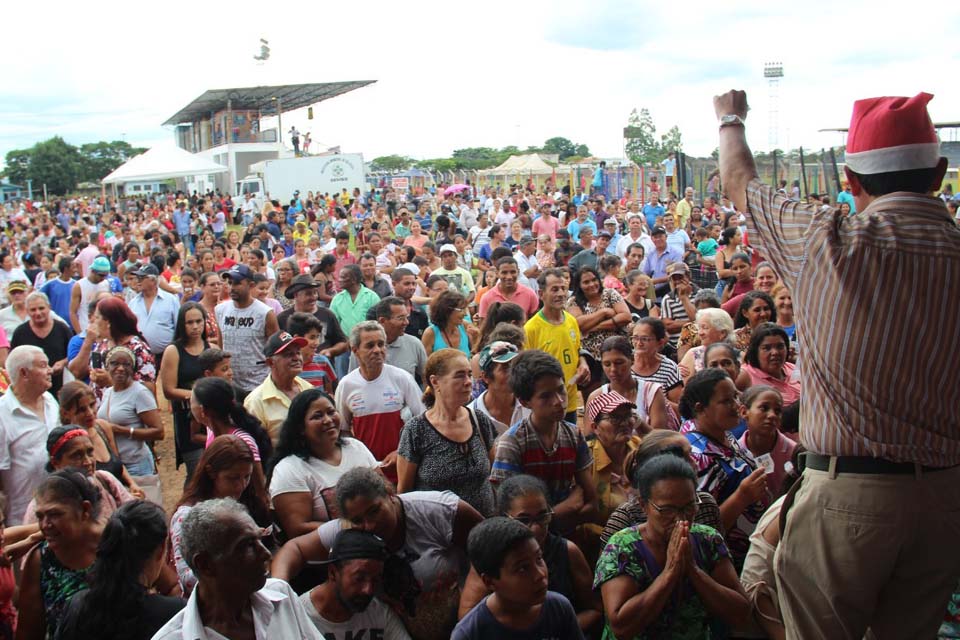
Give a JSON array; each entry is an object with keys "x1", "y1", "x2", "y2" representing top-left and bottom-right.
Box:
[
  {"x1": 0, "y1": 345, "x2": 59, "y2": 526},
  {"x1": 151, "y1": 498, "x2": 322, "y2": 640}
]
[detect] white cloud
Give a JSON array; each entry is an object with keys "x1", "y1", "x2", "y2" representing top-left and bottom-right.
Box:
[{"x1": 2, "y1": 0, "x2": 957, "y2": 170}]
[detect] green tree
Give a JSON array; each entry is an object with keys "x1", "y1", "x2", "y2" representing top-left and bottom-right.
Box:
[
  {"x1": 542, "y1": 137, "x2": 590, "y2": 160},
  {"x1": 78, "y1": 140, "x2": 146, "y2": 181},
  {"x1": 624, "y1": 108, "x2": 660, "y2": 165},
  {"x1": 416, "y1": 158, "x2": 457, "y2": 173},
  {"x1": 2, "y1": 149, "x2": 32, "y2": 186},
  {"x1": 624, "y1": 108, "x2": 683, "y2": 165},
  {"x1": 659, "y1": 126, "x2": 683, "y2": 155},
  {"x1": 370, "y1": 155, "x2": 414, "y2": 172},
  {"x1": 27, "y1": 137, "x2": 84, "y2": 195}
]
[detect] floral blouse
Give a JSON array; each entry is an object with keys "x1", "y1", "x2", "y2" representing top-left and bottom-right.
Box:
[
  {"x1": 566, "y1": 288, "x2": 627, "y2": 359},
  {"x1": 594, "y1": 523, "x2": 730, "y2": 639}
]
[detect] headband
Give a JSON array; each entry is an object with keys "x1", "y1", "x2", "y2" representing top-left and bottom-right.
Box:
[
  {"x1": 50, "y1": 428, "x2": 89, "y2": 460},
  {"x1": 105, "y1": 345, "x2": 136, "y2": 365}
]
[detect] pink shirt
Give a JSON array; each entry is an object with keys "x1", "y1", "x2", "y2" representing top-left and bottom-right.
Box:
[
  {"x1": 532, "y1": 215, "x2": 561, "y2": 238},
  {"x1": 205, "y1": 427, "x2": 261, "y2": 461},
  {"x1": 739, "y1": 429, "x2": 797, "y2": 497},
  {"x1": 742, "y1": 362, "x2": 801, "y2": 405},
  {"x1": 478, "y1": 283, "x2": 539, "y2": 319}
]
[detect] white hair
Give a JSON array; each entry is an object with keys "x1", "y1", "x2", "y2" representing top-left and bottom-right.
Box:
[
  {"x1": 349, "y1": 320, "x2": 386, "y2": 350},
  {"x1": 6, "y1": 345, "x2": 45, "y2": 386},
  {"x1": 25, "y1": 291, "x2": 50, "y2": 308},
  {"x1": 696, "y1": 308, "x2": 735, "y2": 340},
  {"x1": 180, "y1": 498, "x2": 254, "y2": 572}
]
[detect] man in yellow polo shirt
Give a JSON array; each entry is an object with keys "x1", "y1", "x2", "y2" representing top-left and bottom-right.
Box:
[{"x1": 244, "y1": 331, "x2": 313, "y2": 444}]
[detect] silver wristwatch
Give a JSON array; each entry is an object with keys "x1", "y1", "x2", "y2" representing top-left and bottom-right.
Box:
[{"x1": 719, "y1": 114, "x2": 745, "y2": 128}]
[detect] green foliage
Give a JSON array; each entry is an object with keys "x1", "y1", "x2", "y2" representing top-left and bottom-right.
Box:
[
  {"x1": 624, "y1": 108, "x2": 683, "y2": 166},
  {"x1": 370, "y1": 155, "x2": 414, "y2": 172},
  {"x1": 542, "y1": 136, "x2": 591, "y2": 160},
  {"x1": 2, "y1": 137, "x2": 145, "y2": 195}
]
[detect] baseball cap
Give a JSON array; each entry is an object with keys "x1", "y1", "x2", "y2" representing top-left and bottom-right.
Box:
[
  {"x1": 6, "y1": 280, "x2": 27, "y2": 293},
  {"x1": 666, "y1": 262, "x2": 690, "y2": 276},
  {"x1": 598, "y1": 230, "x2": 612, "y2": 239},
  {"x1": 586, "y1": 391, "x2": 636, "y2": 425},
  {"x1": 478, "y1": 341, "x2": 520, "y2": 373},
  {"x1": 284, "y1": 274, "x2": 320, "y2": 298},
  {"x1": 439, "y1": 244, "x2": 457, "y2": 255},
  {"x1": 603, "y1": 218, "x2": 618, "y2": 226},
  {"x1": 133, "y1": 263, "x2": 159, "y2": 278},
  {"x1": 651, "y1": 226, "x2": 667, "y2": 236},
  {"x1": 263, "y1": 331, "x2": 308, "y2": 358},
  {"x1": 222, "y1": 264, "x2": 255, "y2": 282},
  {"x1": 91, "y1": 256, "x2": 112, "y2": 273},
  {"x1": 318, "y1": 529, "x2": 387, "y2": 565}
]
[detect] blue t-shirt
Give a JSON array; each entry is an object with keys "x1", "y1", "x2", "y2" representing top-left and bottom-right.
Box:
[
  {"x1": 642, "y1": 204, "x2": 665, "y2": 230},
  {"x1": 452, "y1": 592, "x2": 584, "y2": 640},
  {"x1": 40, "y1": 278, "x2": 76, "y2": 324},
  {"x1": 66, "y1": 333, "x2": 89, "y2": 383}
]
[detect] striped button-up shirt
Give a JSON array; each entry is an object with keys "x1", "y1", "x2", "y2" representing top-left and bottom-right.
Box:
[{"x1": 745, "y1": 179, "x2": 960, "y2": 466}]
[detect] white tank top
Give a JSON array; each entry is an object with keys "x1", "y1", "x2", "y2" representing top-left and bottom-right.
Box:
[
  {"x1": 77, "y1": 277, "x2": 111, "y2": 332},
  {"x1": 215, "y1": 299, "x2": 271, "y2": 391}
]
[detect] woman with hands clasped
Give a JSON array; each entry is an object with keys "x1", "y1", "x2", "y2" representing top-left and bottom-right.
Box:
[{"x1": 594, "y1": 454, "x2": 750, "y2": 639}]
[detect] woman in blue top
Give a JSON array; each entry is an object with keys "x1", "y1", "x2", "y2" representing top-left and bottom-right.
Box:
[{"x1": 422, "y1": 289, "x2": 477, "y2": 357}]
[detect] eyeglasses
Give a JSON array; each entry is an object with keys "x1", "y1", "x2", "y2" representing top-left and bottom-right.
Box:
[
  {"x1": 648, "y1": 494, "x2": 701, "y2": 519},
  {"x1": 508, "y1": 511, "x2": 554, "y2": 528},
  {"x1": 631, "y1": 336, "x2": 657, "y2": 344}
]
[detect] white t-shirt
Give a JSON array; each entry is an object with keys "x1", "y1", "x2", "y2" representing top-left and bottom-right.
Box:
[
  {"x1": 98, "y1": 382, "x2": 158, "y2": 467},
  {"x1": 269, "y1": 438, "x2": 377, "y2": 522},
  {"x1": 0, "y1": 391, "x2": 60, "y2": 526},
  {"x1": 298, "y1": 593, "x2": 411, "y2": 640}
]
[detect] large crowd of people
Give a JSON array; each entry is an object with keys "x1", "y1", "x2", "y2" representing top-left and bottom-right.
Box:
[{"x1": 0, "y1": 89, "x2": 955, "y2": 640}]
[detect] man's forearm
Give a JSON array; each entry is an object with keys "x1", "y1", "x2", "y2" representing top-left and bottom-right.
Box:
[{"x1": 718, "y1": 126, "x2": 758, "y2": 214}]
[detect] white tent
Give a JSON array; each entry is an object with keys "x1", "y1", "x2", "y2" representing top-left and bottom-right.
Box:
[
  {"x1": 480, "y1": 153, "x2": 556, "y2": 175},
  {"x1": 102, "y1": 145, "x2": 228, "y2": 184}
]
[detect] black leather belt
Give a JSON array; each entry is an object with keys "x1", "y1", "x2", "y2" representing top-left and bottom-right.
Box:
[{"x1": 803, "y1": 452, "x2": 956, "y2": 475}]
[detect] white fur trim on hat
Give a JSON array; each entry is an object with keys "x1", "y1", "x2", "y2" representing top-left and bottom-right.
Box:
[{"x1": 844, "y1": 142, "x2": 940, "y2": 174}]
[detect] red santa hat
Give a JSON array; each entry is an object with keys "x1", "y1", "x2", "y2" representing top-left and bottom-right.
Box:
[{"x1": 844, "y1": 92, "x2": 940, "y2": 175}]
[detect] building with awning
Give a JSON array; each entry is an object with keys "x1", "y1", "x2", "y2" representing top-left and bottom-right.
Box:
[{"x1": 163, "y1": 81, "x2": 376, "y2": 193}]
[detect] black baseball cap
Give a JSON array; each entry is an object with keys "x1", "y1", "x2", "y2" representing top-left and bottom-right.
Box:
[
  {"x1": 133, "y1": 263, "x2": 159, "y2": 278},
  {"x1": 651, "y1": 226, "x2": 667, "y2": 236},
  {"x1": 319, "y1": 529, "x2": 388, "y2": 564}
]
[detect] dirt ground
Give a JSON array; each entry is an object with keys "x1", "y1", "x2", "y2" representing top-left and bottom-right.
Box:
[{"x1": 154, "y1": 411, "x2": 185, "y2": 516}]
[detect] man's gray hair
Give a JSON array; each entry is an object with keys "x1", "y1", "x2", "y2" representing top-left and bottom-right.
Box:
[
  {"x1": 6, "y1": 345, "x2": 45, "y2": 386},
  {"x1": 25, "y1": 291, "x2": 50, "y2": 307},
  {"x1": 349, "y1": 320, "x2": 386, "y2": 350},
  {"x1": 180, "y1": 498, "x2": 254, "y2": 572}
]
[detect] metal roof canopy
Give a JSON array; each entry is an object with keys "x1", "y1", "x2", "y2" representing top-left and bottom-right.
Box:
[{"x1": 163, "y1": 81, "x2": 376, "y2": 126}]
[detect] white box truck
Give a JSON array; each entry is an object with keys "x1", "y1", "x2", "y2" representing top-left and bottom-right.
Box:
[{"x1": 236, "y1": 153, "x2": 366, "y2": 204}]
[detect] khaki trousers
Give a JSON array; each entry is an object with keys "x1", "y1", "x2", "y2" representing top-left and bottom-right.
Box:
[{"x1": 775, "y1": 463, "x2": 960, "y2": 639}]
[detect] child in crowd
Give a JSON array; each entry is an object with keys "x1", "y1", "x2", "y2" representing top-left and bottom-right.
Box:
[
  {"x1": 599, "y1": 254, "x2": 626, "y2": 294},
  {"x1": 739, "y1": 385, "x2": 798, "y2": 499},
  {"x1": 721, "y1": 252, "x2": 754, "y2": 303},
  {"x1": 287, "y1": 312, "x2": 337, "y2": 395},
  {"x1": 452, "y1": 517, "x2": 584, "y2": 640},
  {"x1": 490, "y1": 351, "x2": 597, "y2": 534}
]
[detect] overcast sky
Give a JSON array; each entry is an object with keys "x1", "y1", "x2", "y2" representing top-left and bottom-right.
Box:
[{"x1": 2, "y1": 0, "x2": 957, "y2": 170}]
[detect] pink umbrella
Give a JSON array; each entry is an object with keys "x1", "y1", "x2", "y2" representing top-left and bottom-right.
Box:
[{"x1": 444, "y1": 184, "x2": 470, "y2": 196}]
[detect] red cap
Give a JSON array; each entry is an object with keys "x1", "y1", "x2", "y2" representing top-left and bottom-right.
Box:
[{"x1": 845, "y1": 93, "x2": 939, "y2": 175}]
